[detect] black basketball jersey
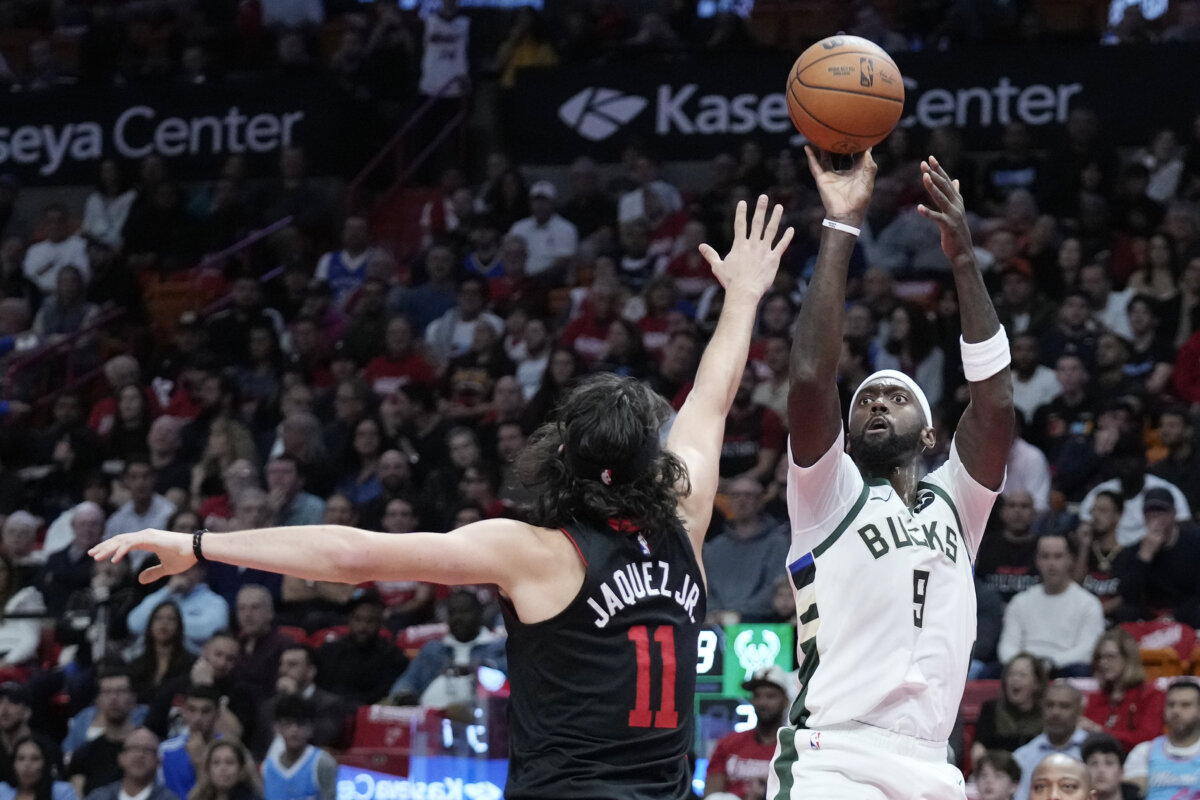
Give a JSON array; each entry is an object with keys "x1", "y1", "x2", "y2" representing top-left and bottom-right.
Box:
[{"x1": 500, "y1": 518, "x2": 705, "y2": 800}]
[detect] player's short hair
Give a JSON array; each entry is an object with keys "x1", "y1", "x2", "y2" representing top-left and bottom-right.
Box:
[
  {"x1": 974, "y1": 750, "x2": 1021, "y2": 783},
  {"x1": 517, "y1": 373, "x2": 688, "y2": 536},
  {"x1": 1081, "y1": 733, "x2": 1126, "y2": 766}
]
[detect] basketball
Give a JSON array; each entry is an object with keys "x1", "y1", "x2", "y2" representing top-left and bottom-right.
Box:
[{"x1": 786, "y1": 35, "x2": 905, "y2": 155}]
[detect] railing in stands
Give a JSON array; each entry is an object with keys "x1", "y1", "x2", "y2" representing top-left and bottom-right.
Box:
[
  {"x1": 344, "y1": 77, "x2": 470, "y2": 216},
  {"x1": 2, "y1": 215, "x2": 295, "y2": 409}
]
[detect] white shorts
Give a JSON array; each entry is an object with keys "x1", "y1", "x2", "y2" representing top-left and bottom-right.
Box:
[{"x1": 767, "y1": 723, "x2": 967, "y2": 800}]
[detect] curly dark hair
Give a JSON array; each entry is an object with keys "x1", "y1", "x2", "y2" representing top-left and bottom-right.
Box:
[{"x1": 517, "y1": 373, "x2": 690, "y2": 536}]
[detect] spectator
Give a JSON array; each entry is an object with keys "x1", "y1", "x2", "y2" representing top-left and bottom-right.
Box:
[
  {"x1": 127, "y1": 602, "x2": 195, "y2": 704},
  {"x1": 232, "y1": 586, "x2": 290, "y2": 698},
  {"x1": 1079, "y1": 733, "x2": 1133, "y2": 800},
  {"x1": 719, "y1": 368, "x2": 784, "y2": 484},
  {"x1": 873, "y1": 303, "x2": 944, "y2": 407},
  {"x1": 424, "y1": 278, "x2": 505, "y2": 366},
  {"x1": 147, "y1": 417, "x2": 193, "y2": 501},
  {"x1": 996, "y1": 262, "x2": 1058, "y2": 339},
  {"x1": 31, "y1": 265, "x2": 100, "y2": 358},
  {"x1": 2, "y1": 513, "x2": 42, "y2": 589},
  {"x1": 204, "y1": 489, "x2": 282, "y2": 607},
  {"x1": 205, "y1": 275, "x2": 284, "y2": 366},
  {"x1": 157, "y1": 684, "x2": 221, "y2": 800},
  {"x1": 78, "y1": 159, "x2": 136, "y2": 251},
  {"x1": 261, "y1": 695, "x2": 336, "y2": 800},
  {"x1": 186, "y1": 741, "x2": 262, "y2": 800},
  {"x1": 101, "y1": 385, "x2": 155, "y2": 465},
  {"x1": 0, "y1": 737, "x2": 74, "y2": 800},
  {"x1": 1005, "y1": 420, "x2": 1052, "y2": 513},
  {"x1": 1079, "y1": 462, "x2": 1191, "y2": 547},
  {"x1": 314, "y1": 218, "x2": 380, "y2": 310},
  {"x1": 1040, "y1": 292, "x2": 1100, "y2": 369},
  {"x1": 1079, "y1": 262, "x2": 1134, "y2": 340},
  {"x1": 83, "y1": 728, "x2": 176, "y2": 800},
  {"x1": 561, "y1": 279, "x2": 622, "y2": 365},
  {"x1": 508, "y1": 182, "x2": 578, "y2": 280},
  {"x1": 1122, "y1": 680, "x2": 1200, "y2": 799},
  {"x1": 703, "y1": 665, "x2": 791, "y2": 799},
  {"x1": 104, "y1": 459, "x2": 177, "y2": 566},
  {"x1": 127, "y1": 564, "x2": 229, "y2": 653},
  {"x1": 391, "y1": 246, "x2": 458, "y2": 335},
  {"x1": 65, "y1": 666, "x2": 141, "y2": 794},
  {"x1": 1011, "y1": 333, "x2": 1061, "y2": 425},
  {"x1": 973, "y1": 750, "x2": 1022, "y2": 800},
  {"x1": 1013, "y1": 683, "x2": 1089, "y2": 800},
  {"x1": 39, "y1": 501, "x2": 104, "y2": 617},
  {"x1": 146, "y1": 631, "x2": 254, "y2": 743},
  {"x1": 253, "y1": 645, "x2": 347, "y2": 760},
  {"x1": 560, "y1": 157, "x2": 616, "y2": 242},
  {"x1": 388, "y1": 591, "x2": 504, "y2": 708},
  {"x1": 702, "y1": 478, "x2": 788, "y2": 623},
  {"x1": 750, "y1": 334, "x2": 790, "y2": 426},
  {"x1": 315, "y1": 588, "x2": 408, "y2": 705},
  {"x1": 0, "y1": 684, "x2": 61, "y2": 788},
  {"x1": 22, "y1": 204, "x2": 89, "y2": 295},
  {"x1": 1072, "y1": 491, "x2": 1125, "y2": 618},
  {"x1": 363, "y1": 317, "x2": 435, "y2": 398},
  {"x1": 1081, "y1": 629, "x2": 1165, "y2": 754},
  {"x1": 512, "y1": 317, "x2": 550, "y2": 401},
  {"x1": 264, "y1": 455, "x2": 323, "y2": 528},
  {"x1": 976, "y1": 491, "x2": 1041, "y2": 604},
  {"x1": 1112, "y1": 488, "x2": 1200, "y2": 626},
  {"x1": 972, "y1": 653, "x2": 1049, "y2": 765},
  {"x1": 1149, "y1": 406, "x2": 1200, "y2": 511},
  {"x1": 998, "y1": 533, "x2": 1106, "y2": 677},
  {"x1": 971, "y1": 576, "x2": 1005, "y2": 680}
]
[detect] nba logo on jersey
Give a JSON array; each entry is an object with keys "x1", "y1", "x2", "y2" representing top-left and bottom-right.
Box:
[
  {"x1": 637, "y1": 534, "x2": 651, "y2": 556},
  {"x1": 601, "y1": 469, "x2": 613, "y2": 485},
  {"x1": 809, "y1": 732, "x2": 821, "y2": 750}
]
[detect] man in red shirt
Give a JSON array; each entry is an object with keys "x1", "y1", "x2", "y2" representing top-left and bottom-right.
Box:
[
  {"x1": 363, "y1": 315, "x2": 436, "y2": 396},
  {"x1": 705, "y1": 665, "x2": 793, "y2": 799}
]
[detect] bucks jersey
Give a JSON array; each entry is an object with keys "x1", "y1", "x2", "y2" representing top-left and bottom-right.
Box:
[
  {"x1": 783, "y1": 431, "x2": 999, "y2": 743},
  {"x1": 501, "y1": 519, "x2": 705, "y2": 800}
]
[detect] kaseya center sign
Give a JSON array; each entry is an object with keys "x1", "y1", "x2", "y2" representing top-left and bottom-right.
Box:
[
  {"x1": 522, "y1": 43, "x2": 1191, "y2": 162},
  {"x1": 1, "y1": 78, "x2": 338, "y2": 185}
]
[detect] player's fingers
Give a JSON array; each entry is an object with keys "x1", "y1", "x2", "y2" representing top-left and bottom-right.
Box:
[
  {"x1": 749, "y1": 195, "x2": 768, "y2": 240},
  {"x1": 139, "y1": 565, "x2": 164, "y2": 585},
  {"x1": 916, "y1": 204, "x2": 947, "y2": 225},
  {"x1": 862, "y1": 147, "x2": 877, "y2": 175},
  {"x1": 803, "y1": 145, "x2": 823, "y2": 178},
  {"x1": 733, "y1": 200, "x2": 747, "y2": 241},
  {"x1": 922, "y1": 171, "x2": 954, "y2": 209},
  {"x1": 771, "y1": 226, "x2": 796, "y2": 256},
  {"x1": 698, "y1": 243, "x2": 722, "y2": 270},
  {"x1": 763, "y1": 203, "x2": 783, "y2": 245}
]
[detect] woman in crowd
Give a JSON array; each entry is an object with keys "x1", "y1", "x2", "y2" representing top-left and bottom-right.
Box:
[
  {"x1": 1081, "y1": 628, "x2": 1165, "y2": 752},
  {"x1": 103, "y1": 384, "x2": 156, "y2": 464},
  {"x1": 127, "y1": 601, "x2": 195, "y2": 703},
  {"x1": 0, "y1": 738, "x2": 75, "y2": 800},
  {"x1": 971, "y1": 652, "x2": 1048, "y2": 765},
  {"x1": 1127, "y1": 231, "x2": 1179, "y2": 302},
  {"x1": 874, "y1": 301, "x2": 945, "y2": 406},
  {"x1": 187, "y1": 741, "x2": 262, "y2": 800}
]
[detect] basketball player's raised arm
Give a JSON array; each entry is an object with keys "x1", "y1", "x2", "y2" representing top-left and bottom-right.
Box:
[
  {"x1": 917, "y1": 156, "x2": 1013, "y2": 490},
  {"x1": 90, "y1": 519, "x2": 564, "y2": 598},
  {"x1": 668, "y1": 195, "x2": 793, "y2": 549},
  {"x1": 789, "y1": 147, "x2": 878, "y2": 467}
]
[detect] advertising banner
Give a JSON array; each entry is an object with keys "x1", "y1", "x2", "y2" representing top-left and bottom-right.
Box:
[
  {"x1": 512, "y1": 44, "x2": 1195, "y2": 163},
  {"x1": 0, "y1": 78, "x2": 342, "y2": 185}
]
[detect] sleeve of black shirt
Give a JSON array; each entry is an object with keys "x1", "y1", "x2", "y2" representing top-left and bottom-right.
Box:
[{"x1": 1114, "y1": 546, "x2": 1150, "y2": 609}]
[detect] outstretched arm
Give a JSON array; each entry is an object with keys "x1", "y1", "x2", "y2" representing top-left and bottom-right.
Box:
[
  {"x1": 789, "y1": 148, "x2": 878, "y2": 467},
  {"x1": 918, "y1": 156, "x2": 1013, "y2": 489},
  {"x1": 668, "y1": 195, "x2": 793, "y2": 552}
]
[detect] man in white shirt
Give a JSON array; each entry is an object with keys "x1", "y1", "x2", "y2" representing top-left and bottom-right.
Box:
[
  {"x1": 103, "y1": 459, "x2": 176, "y2": 569},
  {"x1": 998, "y1": 532, "x2": 1105, "y2": 677},
  {"x1": 23, "y1": 204, "x2": 89, "y2": 294},
  {"x1": 1006, "y1": 427, "x2": 1052, "y2": 512},
  {"x1": 1011, "y1": 333, "x2": 1061, "y2": 424},
  {"x1": 423, "y1": 277, "x2": 504, "y2": 365},
  {"x1": 1079, "y1": 262, "x2": 1133, "y2": 340},
  {"x1": 508, "y1": 182, "x2": 578, "y2": 279},
  {"x1": 1013, "y1": 683, "x2": 1090, "y2": 800},
  {"x1": 1078, "y1": 462, "x2": 1191, "y2": 546}
]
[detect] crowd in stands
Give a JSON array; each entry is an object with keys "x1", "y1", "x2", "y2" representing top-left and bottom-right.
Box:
[{"x1": 0, "y1": 1, "x2": 1198, "y2": 800}]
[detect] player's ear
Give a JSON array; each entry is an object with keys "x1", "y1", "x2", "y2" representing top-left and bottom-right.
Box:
[{"x1": 921, "y1": 427, "x2": 936, "y2": 452}]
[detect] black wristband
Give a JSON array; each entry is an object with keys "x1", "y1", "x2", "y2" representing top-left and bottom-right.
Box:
[{"x1": 192, "y1": 528, "x2": 209, "y2": 564}]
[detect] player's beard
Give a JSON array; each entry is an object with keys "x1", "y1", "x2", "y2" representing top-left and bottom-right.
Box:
[{"x1": 849, "y1": 425, "x2": 924, "y2": 475}]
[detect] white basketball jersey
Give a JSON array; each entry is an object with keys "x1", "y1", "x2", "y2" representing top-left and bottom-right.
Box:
[
  {"x1": 419, "y1": 13, "x2": 469, "y2": 97},
  {"x1": 784, "y1": 431, "x2": 999, "y2": 742}
]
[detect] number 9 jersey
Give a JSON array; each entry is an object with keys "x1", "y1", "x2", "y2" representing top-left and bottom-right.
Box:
[
  {"x1": 783, "y1": 430, "x2": 1001, "y2": 743},
  {"x1": 500, "y1": 518, "x2": 705, "y2": 800}
]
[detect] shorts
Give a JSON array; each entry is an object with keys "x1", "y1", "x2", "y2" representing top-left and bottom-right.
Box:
[{"x1": 766, "y1": 722, "x2": 966, "y2": 800}]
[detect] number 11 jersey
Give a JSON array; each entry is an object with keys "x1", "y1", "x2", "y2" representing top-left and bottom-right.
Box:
[
  {"x1": 500, "y1": 518, "x2": 705, "y2": 800},
  {"x1": 783, "y1": 431, "x2": 1000, "y2": 743}
]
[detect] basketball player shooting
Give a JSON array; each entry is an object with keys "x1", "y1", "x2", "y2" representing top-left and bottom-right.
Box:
[
  {"x1": 91, "y1": 197, "x2": 794, "y2": 800},
  {"x1": 773, "y1": 148, "x2": 1014, "y2": 800}
]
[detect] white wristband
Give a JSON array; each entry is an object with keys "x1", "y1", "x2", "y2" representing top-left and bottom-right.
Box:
[
  {"x1": 822, "y1": 218, "x2": 861, "y2": 237},
  {"x1": 960, "y1": 328, "x2": 1011, "y2": 382}
]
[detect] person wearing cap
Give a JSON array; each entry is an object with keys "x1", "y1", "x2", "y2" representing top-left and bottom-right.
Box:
[
  {"x1": 781, "y1": 148, "x2": 1014, "y2": 798},
  {"x1": 999, "y1": 531, "x2": 1105, "y2": 677},
  {"x1": 1078, "y1": 445, "x2": 1191, "y2": 547},
  {"x1": 313, "y1": 588, "x2": 407, "y2": 706},
  {"x1": 704, "y1": 665, "x2": 793, "y2": 798},
  {"x1": 93, "y1": 196, "x2": 795, "y2": 799},
  {"x1": 1112, "y1": 486, "x2": 1200, "y2": 627},
  {"x1": 507, "y1": 180, "x2": 578, "y2": 279}
]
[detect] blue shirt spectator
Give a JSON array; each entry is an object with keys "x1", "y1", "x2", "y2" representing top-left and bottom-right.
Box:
[{"x1": 127, "y1": 567, "x2": 229, "y2": 653}]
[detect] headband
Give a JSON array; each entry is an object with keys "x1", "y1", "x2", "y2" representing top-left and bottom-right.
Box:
[
  {"x1": 849, "y1": 369, "x2": 933, "y2": 428},
  {"x1": 564, "y1": 425, "x2": 660, "y2": 486}
]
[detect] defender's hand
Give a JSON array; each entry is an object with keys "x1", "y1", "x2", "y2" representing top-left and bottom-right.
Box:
[
  {"x1": 90, "y1": 529, "x2": 196, "y2": 585},
  {"x1": 699, "y1": 194, "x2": 793, "y2": 301}
]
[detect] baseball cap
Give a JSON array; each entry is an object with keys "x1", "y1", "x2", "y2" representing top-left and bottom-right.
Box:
[
  {"x1": 741, "y1": 665, "x2": 795, "y2": 701},
  {"x1": 529, "y1": 180, "x2": 557, "y2": 201},
  {"x1": 0, "y1": 681, "x2": 32, "y2": 706},
  {"x1": 1143, "y1": 487, "x2": 1175, "y2": 513}
]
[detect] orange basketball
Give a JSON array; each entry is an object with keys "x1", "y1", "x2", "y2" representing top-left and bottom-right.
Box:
[{"x1": 786, "y1": 35, "x2": 905, "y2": 154}]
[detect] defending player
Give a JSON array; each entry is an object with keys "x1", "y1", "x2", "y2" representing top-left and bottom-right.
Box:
[
  {"x1": 91, "y1": 197, "x2": 794, "y2": 800},
  {"x1": 773, "y1": 148, "x2": 1014, "y2": 799}
]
